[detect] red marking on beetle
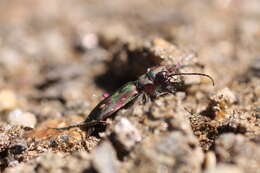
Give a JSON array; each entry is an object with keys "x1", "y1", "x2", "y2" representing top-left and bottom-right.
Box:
[
  {"x1": 102, "y1": 93, "x2": 110, "y2": 98},
  {"x1": 143, "y1": 84, "x2": 156, "y2": 95}
]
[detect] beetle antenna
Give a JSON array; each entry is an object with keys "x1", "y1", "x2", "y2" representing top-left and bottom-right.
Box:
[{"x1": 170, "y1": 73, "x2": 215, "y2": 86}]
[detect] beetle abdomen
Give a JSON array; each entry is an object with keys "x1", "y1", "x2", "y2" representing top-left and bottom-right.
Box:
[{"x1": 85, "y1": 81, "x2": 140, "y2": 122}]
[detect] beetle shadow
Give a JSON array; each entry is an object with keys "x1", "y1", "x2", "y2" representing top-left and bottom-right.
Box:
[
  {"x1": 93, "y1": 42, "x2": 158, "y2": 93},
  {"x1": 94, "y1": 68, "x2": 136, "y2": 93},
  {"x1": 82, "y1": 167, "x2": 98, "y2": 173},
  {"x1": 95, "y1": 71, "x2": 125, "y2": 93}
]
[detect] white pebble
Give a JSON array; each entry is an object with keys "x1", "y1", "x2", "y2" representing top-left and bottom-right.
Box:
[
  {"x1": 0, "y1": 89, "x2": 18, "y2": 111},
  {"x1": 7, "y1": 109, "x2": 37, "y2": 128}
]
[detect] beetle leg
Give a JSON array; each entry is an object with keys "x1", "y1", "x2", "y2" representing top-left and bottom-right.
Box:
[
  {"x1": 53, "y1": 120, "x2": 107, "y2": 130},
  {"x1": 141, "y1": 93, "x2": 151, "y2": 104}
]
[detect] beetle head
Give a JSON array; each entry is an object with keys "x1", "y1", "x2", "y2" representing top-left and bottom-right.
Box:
[
  {"x1": 153, "y1": 68, "x2": 182, "y2": 94},
  {"x1": 152, "y1": 65, "x2": 214, "y2": 94}
]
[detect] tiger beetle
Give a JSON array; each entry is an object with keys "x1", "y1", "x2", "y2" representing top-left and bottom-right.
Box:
[{"x1": 55, "y1": 65, "x2": 214, "y2": 132}]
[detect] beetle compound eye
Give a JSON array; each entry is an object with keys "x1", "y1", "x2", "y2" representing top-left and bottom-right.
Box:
[
  {"x1": 156, "y1": 71, "x2": 168, "y2": 82},
  {"x1": 154, "y1": 71, "x2": 172, "y2": 90}
]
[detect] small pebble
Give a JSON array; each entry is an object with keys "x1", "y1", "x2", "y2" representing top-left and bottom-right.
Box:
[
  {"x1": 250, "y1": 58, "x2": 260, "y2": 77},
  {"x1": 204, "y1": 152, "x2": 216, "y2": 170},
  {"x1": 91, "y1": 141, "x2": 119, "y2": 173},
  {"x1": 81, "y1": 33, "x2": 99, "y2": 50},
  {"x1": 215, "y1": 134, "x2": 260, "y2": 172},
  {"x1": 254, "y1": 85, "x2": 260, "y2": 97},
  {"x1": 133, "y1": 132, "x2": 204, "y2": 173},
  {"x1": 113, "y1": 118, "x2": 141, "y2": 151},
  {"x1": 9, "y1": 142, "x2": 27, "y2": 155},
  {"x1": 0, "y1": 89, "x2": 18, "y2": 111},
  {"x1": 0, "y1": 133, "x2": 10, "y2": 152},
  {"x1": 204, "y1": 164, "x2": 243, "y2": 173},
  {"x1": 211, "y1": 87, "x2": 237, "y2": 105},
  {"x1": 7, "y1": 109, "x2": 37, "y2": 128},
  {"x1": 74, "y1": 33, "x2": 99, "y2": 53},
  {"x1": 206, "y1": 87, "x2": 237, "y2": 120}
]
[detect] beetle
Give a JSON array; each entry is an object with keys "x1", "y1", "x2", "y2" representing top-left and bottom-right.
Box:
[{"x1": 54, "y1": 65, "x2": 214, "y2": 132}]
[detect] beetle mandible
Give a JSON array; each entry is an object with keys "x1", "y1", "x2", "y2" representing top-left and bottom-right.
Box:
[{"x1": 54, "y1": 64, "x2": 214, "y2": 132}]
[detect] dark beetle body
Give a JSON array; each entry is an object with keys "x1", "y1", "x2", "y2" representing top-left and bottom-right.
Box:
[
  {"x1": 56, "y1": 65, "x2": 214, "y2": 131},
  {"x1": 85, "y1": 65, "x2": 180, "y2": 122},
  {"x1": 84, "y1": 66, "x2": 169, "y2": 122},
  {"x1": 85, "y1": 81, "x2": 140, "y2": 122},
  {"x1": 137, "y1": 65, "x2": 180, "y2": 98}
]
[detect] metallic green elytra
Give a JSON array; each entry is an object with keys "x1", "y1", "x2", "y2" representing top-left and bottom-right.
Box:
[
  {"x1": 55, "y1": 65, "x2": 214, "y2": 132},
  {"x1": 85, "y1": 81, "x2": 140, "y2": 122}
]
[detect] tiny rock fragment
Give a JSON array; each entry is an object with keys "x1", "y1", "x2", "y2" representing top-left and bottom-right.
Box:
[
  {"x1": 4, "y1": 162, "x2": 35, "y2": 173},
  {"x1": 250, "y1": 58, "x2": 260, "y2": 77},
  {"x1": 112, "y1": 118, "x2": 141, "y2": 151},
  {"x1": 204, "y1": 164, "x2": 243, "y2": 173},
  {"x1": 203, "y1": 87, "x2": 237, "y2": 120},
  {"x1": 74, "y1": 33, "x2": 99, "y2": 52},
  {"x1": 7, "y1": 109, "x2": 37, "y2": 128},
  {"x1": 98, "y1": 23, "x2": 137, "y2": 49},
  {"x1": 5, "y1": 152, "x2": 91, "y2": 173},
  {"x1": 0, "y1": 125, "x2": 28, "y2": 169},
  {"x1": 91, "y1": 141, "x2": 119, "y2": 173},
  {"x1": 214, "y1": 133, "x2": 260, "y2": 172},
  {"x1": 0, "y1": 89, "x2": 18, "y2": 111},
  {"x1": 211, "y1": 87, "x2": 237, "y2": 105},
  {"x1": 203, "y1": 152, "x2": 217, "y2": 171},
  {"x1": 254, "y1": 85, "x2": 260, "y2": 98},
  {"x1": 147, "y1": 37, "x2": 177, "y2": 63},
  {"x1": 131, "y1": 132, "x2": 204, "y2": 173},
  {"x1": 0, "y1": 131, "x2": 10, "y2": 152},
  {"x1": 9, "y1": 140, "x2": 27, "y2": 155}
]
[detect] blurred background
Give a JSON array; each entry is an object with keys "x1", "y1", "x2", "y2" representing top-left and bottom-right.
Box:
[
  {"x1": 0, "y1": 0, "x2": 259, "y2": 110},
  {"x1": 0, "y1": 0, "x2": 259, "y2": 87}
]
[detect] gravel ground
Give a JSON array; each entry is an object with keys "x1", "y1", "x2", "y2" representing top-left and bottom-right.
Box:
[{"x1": 0, "y1": 0, "x2": 259, "y2": 173}]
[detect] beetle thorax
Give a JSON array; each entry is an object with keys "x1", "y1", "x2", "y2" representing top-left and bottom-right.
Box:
[{"x1": 136, "y1": 66, "x2": 170, "y2": 97}]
